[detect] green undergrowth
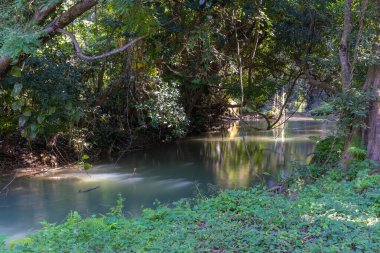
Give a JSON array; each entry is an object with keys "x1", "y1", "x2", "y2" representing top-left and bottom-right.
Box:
[{"x1": 2, "y1": 167, "x2": 380, "y2": 252}]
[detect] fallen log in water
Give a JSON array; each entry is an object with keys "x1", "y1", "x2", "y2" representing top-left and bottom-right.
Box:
[
  {"x1": 78, "y1": 185, "x2": 100, "y2": 193},
  {"x1": 267, "y1": 184, "x2": 283, "y2": 193}
]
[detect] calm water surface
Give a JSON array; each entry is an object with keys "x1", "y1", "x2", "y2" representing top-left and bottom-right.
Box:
[{"x1": 0, "y1": 118, "x2": 333, "y2": 239}]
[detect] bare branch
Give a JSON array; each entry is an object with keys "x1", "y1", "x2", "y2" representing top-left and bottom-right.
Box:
[
  {"x1": 57, "y1": 28, "x2": 147, "y2": 61},
  {"x1": 269, "y1": 72, "x2": 302, "y2": 129}
]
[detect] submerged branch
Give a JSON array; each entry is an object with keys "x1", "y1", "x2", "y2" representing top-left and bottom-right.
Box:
[
  {"x1": 78, "y1": 185, "x2": 100, "y2": 193},
  {"x1": 0, "y1": 176, "x2": 16, "y2": 196}
]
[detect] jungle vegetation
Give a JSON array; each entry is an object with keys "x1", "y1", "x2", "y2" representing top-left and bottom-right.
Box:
[
  {"x1": 0, "y1": 0, "x2": 378, "y2": 166},
  {"x1": 0, "y1": 0, "x2": 380, "y2": 251}
]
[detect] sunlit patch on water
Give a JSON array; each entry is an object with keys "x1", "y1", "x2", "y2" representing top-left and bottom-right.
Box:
[
  {"x1": 151, "y1": 179, "x2": 193, "y2": 189},
  {"x1": 190, "y1": 135, "x2": 316, "y2": 142},
  {"x1": 43, "y1": 172, "x2": 137, "y2": 182},
  {"x1": 76, "y1": 173, "x2": 133, "y2": 181},
  {"x1": 179, "y1": 162, "x2": 195, "y2": 167},
  {"x1": 118, "y1": 177, "x2": 144, "y2": 184}
]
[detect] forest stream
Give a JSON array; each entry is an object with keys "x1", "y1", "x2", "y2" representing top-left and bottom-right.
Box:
[{"x1": 0, "y1": 118, "x2": 334, "y2": 240}]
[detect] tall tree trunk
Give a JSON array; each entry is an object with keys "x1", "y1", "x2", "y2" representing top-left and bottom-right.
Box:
[
  {"x1": 363, "y1": 0, "x2": 380, "y2": 162},
  {"x1": 339, "y1": 0, "x2": 353, "y2": 92},
  {"x1": 339, "y1": 0, "x2": 354, "y2": 166},
  {"x1": 248, "y1": 1, "x2": 261, "y2": 90},
  {"x1": 365, "y1": 45, "x2": 380, "y2": 162},
  {"x1": 233, "y1": 13, "x2": 244, "y2": 107}
]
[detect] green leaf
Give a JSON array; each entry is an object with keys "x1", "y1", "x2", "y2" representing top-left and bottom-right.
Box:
[
  {"x1": 23, "y1": 110, "x2": 31, "y2": 117},
  {"x1": 73, "y1": 111, "x2": 83, "y2": 122},
  {"x1": 11, "y1": 83, "x2": 23, "y2": 97},
  {"x1": 30, "y1": 123, "x2": 37, "y2": 133},
  {"x1": 48, "y1": 107, "x2": 56, "y2": 115},
  {"x1": 10, "y1": 66, "x2": 21, "y2": 77},
  {"x1": 11, "y1": 101, "x2": 22, "y2": 110},
  {"x1": 82, "y1": 154, "x2": 90, "y2": 160},
  {"x1": 37, "y1": 115, "x2": 45, "y2": 124},
  {"x1": 65, "y1": 102, "x2": 73, "y2": 111},
  {"x1": 83, "y1": 162, "x2": 92, "y2": 171}
]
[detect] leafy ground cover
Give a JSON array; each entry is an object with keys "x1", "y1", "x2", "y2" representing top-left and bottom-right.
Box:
[{"x1": 2, "y1": 167, "x2": 379, "y2": 252}]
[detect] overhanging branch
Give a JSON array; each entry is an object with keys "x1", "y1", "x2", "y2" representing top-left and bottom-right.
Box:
[
  {"x1": 1, "y1": 0, "x2": 100, "y2": 78},
  {"x1": 57, "y1": 28, "x2": 147, "y2": 61},
  {"x1": 55, "y1": 16, "x2": 180, "y2": 61}
]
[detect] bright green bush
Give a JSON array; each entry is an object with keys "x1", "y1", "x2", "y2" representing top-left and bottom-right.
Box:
[
  {"x1": 311, "y1": 135, "x2": 345, "y2": 166},
  {"x1": 136, "y1": 78, "x2": 189, "y2": 141}
]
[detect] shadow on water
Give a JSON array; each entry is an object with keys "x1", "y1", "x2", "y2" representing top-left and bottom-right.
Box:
[{"x1": 0, "y1": 118, "x2": 334, "y2": 240}]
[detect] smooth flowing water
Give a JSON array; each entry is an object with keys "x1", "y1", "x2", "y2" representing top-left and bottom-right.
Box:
[{"x1": 0, "y1": 118, "x2": 332, "y2": 239}]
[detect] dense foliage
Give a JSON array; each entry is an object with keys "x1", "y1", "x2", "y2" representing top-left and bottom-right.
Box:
[
  {"x1": 0, "y1": 0, "x2": 378, "y2": 164},
  {"x1": 2, "y1": 164, "x2": 379, "y2": 252}
]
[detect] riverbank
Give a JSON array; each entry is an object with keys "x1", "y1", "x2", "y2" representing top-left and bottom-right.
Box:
[{"x1": 4, "y1": 165, "x2": 379, "y2": 252}]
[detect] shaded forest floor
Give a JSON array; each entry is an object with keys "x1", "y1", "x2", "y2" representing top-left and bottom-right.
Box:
[{"x1": 3, "y1": 166, "x2": 379, "y2": 252}]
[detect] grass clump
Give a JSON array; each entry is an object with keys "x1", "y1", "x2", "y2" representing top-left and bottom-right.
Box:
[{"x1": 2, "y1": 168, "x2": 379, "y2": 252}]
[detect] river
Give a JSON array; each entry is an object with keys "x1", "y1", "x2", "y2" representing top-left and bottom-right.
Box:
[{"x1": 0, "y1": 118, "x2": 332, "y2": 240}]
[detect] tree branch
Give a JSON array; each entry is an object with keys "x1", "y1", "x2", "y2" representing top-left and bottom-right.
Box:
[
  {"x1": 269, "y1": 72, "x2": 302, "y2": 129},
  {"x1": 33, "y1": 0, "x2": 64, "y2": 25},
  {"x1": 48, "y1": 14, "x2": 180, "y2": 61},
  {"x1": 1, "y1": 0, "x2": 99, "y2": 78},
  {"x1": 300, "y1": 63, "x2": 336, "y2": 93},
  {"x1": 57, "y1": 28, "x2": 147, "y2": 61},
  {"x1": 45, "y1": 0, "x2": 99, "y2": 34},
  {"x1": 304, "y1": 73, "x2": 335, "y2": 92}
]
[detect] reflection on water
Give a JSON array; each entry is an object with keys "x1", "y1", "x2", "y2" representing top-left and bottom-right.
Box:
[{"x1": 0, "y1": 118, "x2": 333, "y2": 239}]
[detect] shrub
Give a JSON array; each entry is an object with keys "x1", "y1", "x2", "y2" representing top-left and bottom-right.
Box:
[{"x1": 311, "y1": 135, "x2": 345, "y2": 166}]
